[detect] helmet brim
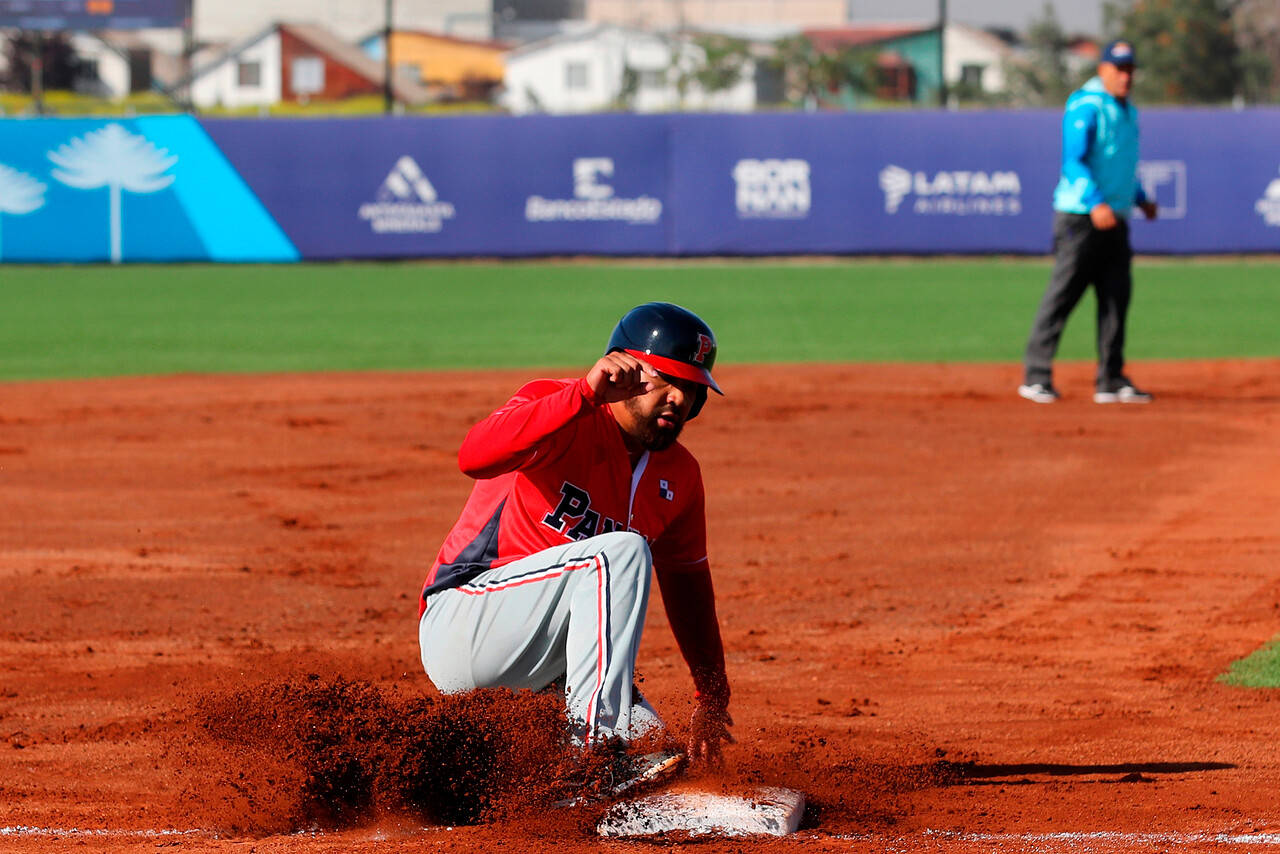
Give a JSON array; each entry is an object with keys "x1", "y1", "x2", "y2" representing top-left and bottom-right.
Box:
[{"x1": 624, "y1": 349, "x2": 723, "y2": 395}]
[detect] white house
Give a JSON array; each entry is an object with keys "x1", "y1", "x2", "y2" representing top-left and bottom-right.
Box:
[
  {"x1": 187, "y1": 25, "x2": 285, "y2": 110},
  {"x1": 65, "y1": 31, "x2": 188, "y2": 100},
  {"x1": 184, "y1": 22, "x2": 429, "y2": 111},
  {"x1": 501, "y1": 23, "x2": 756, "y2": 114},
  {"x1": 943, "y1": 23, "x2": 1015, "y2": 96}
]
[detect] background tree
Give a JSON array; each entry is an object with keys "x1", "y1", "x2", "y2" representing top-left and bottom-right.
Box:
[
  {"x1": 613, "y1": 63, "x2": 639, "y2": 110},
  {"x1": 3, "y1": 32, "x2": 88, "y2": 93},
  {"x1": 768, "y1": 34, "x2": 824, "y2": 106},
  {"x1": 821, "y1": 46, "x2": 879, "y2": 104},
  {"x1": 690, "y1": 34, "x2": 752, "y2": 95},
  {"x1": 1103, "y1": 0, "x2": 1242, "y2": 103},
  {"x1": 1002, "y1": 3, "x2": 1082, "y2": 107},
  {"x1": 767, "y1": 35, "x2": 878, "y2": 108},
  {"x1": 1231, "y1": 0, "x2": 1280, "y2": 103}
]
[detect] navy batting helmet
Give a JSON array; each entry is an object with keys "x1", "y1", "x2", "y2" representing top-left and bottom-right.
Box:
[{"x1": 606, "y1": 302, "x2": 722, "y2": 418}]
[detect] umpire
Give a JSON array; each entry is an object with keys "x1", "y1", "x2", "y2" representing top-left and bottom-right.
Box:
[{"x1": 1019, "y1": 40, "x2": 1158, "y2": 405}]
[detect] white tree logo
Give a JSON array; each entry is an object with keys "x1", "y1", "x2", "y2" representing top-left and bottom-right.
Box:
[
  {"x1": 0, "y1": 163, "x2": 47, "y2": 262},
  {"x1": 48, "y1": 123, "x2": 178, "y2": 263},
  {"x1": 879, "y1": 164, "x2": 913, "y2": 214}
]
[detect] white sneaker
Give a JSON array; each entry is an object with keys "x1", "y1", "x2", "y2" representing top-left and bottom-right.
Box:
[
  {"x1": 1018, "y1": 383, "x2": 1060, "y2": 403},
  {"x1": 1094, "y1": 382, "x2": 1153, "y2": 404}
]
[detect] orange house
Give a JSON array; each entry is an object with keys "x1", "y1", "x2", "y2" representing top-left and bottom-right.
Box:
[{"x1": 366, "y1": 30, "x2": 509, "y2": 102}]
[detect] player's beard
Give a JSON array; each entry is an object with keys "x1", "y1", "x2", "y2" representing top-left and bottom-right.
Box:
[{"x1": 624, "y1": 398, "x2": 684, "y2": 451}]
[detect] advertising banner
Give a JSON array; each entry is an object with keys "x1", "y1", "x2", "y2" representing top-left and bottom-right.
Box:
[
  {"x1": 3, "y1": 109, "x2": 1280, "y2": 262},
  {"x1": 201, "y1": 114, "x2": 671, "y2": 259},
  {"x1": 0, "y1": 0, "x2": 187, "y2": 30},
  {"x1": 1136, "y1": 110, "x2": 1280, "y2": 253},
  {"x1": 0, "y1": 115, "x2": 296, "y2": 262},
  {"x1": 668, "y1": 111, "x2": 1059, "y2": 255}
]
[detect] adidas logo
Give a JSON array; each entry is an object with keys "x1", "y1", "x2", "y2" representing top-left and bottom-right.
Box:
[
  {"x1": 359, "y1": 156, "x2": 455, "y2": 234},
  {"x1": 375, "y1": 156, "x2": 438, "y2": 203}
]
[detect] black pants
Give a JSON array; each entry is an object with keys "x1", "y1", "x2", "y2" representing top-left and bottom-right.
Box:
[{"x1": 1023, "y1": 212, "x2": 1134, "y2": 391}]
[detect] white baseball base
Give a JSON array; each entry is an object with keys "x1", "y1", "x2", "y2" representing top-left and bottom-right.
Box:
[{"x1": 597, "y1": 787, "x2": 805, "y2": 838}]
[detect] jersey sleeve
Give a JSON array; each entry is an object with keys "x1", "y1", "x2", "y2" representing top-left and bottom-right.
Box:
[
  {"x1": 1133, "y1": 169, "x2": 1149, "y2": 207},
  {"x1": 1061, "y1": 98, "x2": 1103, "y2": 211},
  {"x1": 457, "y1": 377, "x2": 602, "y2": 479}
]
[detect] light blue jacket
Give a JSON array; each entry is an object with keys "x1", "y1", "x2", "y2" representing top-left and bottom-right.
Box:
[{"x1": 1052, "y1": 76, "x2": 1148, "y2": 217}]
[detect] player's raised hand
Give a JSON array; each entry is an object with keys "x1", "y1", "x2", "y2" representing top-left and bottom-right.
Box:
[{"x1": 586, "y1": 352, "x2": 657, "y2": 403}]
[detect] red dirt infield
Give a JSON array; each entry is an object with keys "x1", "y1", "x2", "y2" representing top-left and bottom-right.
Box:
[{"x1": 2, "y1": 359, "x2": 1278, "y2": 853}]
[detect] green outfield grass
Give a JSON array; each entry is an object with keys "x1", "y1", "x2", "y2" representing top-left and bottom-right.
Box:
[
  {"x1": 1219, "y1": 637, "x2": 1280, "y2": 688},
  {"x1": 0, "y1": 257, "x2": 1277, "y2": 381}
]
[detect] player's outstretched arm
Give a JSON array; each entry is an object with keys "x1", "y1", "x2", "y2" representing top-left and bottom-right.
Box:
[{"x1": 656, "y1": 566, "x2": 734, "y2": 765}]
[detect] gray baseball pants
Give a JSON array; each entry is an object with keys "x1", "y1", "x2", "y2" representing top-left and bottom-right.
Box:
[
  {"x1": 419, "y1": 530, "x2": 662, "y2": 745},
  {"x1": 1024, "y1": 212, "x2": 1134, "y2": 391}
]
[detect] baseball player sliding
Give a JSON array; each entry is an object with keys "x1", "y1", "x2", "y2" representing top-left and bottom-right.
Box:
[{"x1": 418, "y1": 302, "x2": 733, "y2": 800}]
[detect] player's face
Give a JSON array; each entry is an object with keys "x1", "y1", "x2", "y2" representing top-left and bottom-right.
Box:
[
  {"x1": 620, "y1": 371, "x2": 700, "y2": 451},
  {"x1": 1099, "y1": 61, "x2": 1134, "y2": 99}
]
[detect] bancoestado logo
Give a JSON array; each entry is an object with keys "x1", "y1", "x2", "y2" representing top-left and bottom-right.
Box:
[
  {"x1": 733, "y1": 159, "x2": 811, "y2": 219},
  {"x1": 359, "y1": 156, "x2": 456, "y2": 234},
  {"x1": 879, "y1": 164, "x2": 1022, "y2": 215},
  {"x1": 1255, "y1": 168, "x2": 1280, "y2": 227},
  {"x1": 525, "y1": 158, "x2": 662, "y2": 224}
]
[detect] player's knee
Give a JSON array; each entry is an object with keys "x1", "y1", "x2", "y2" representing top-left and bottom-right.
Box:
[{"x1": 598, "y1": 530, "x2": 650, "y2": 567}]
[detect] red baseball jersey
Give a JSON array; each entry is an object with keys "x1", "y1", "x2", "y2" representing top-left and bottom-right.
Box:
[{"x1": 420, "y1": 377, "x2": 710, "y2": 614}]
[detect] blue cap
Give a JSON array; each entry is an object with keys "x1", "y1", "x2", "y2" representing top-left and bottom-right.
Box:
[{"x1": 1100, "y1": 40, "x2": 1136, "y2": 67}]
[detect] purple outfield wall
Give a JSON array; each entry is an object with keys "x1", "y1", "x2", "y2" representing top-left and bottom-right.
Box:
[{"x1": 3, "y1": 110, "x2": 1279, "y2": 262}]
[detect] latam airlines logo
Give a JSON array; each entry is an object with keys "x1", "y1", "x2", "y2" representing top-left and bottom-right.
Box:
[
  {"x1": 733, "y1": 159, "x2": 811, "y2": 219},
  {"x1": 1255, "y1": 167, "x2": 1280, "y2": 227},
  {"x1": 879, "y1": 164, "x2": 1022, "y2": 216},
  {"x1": 358, "y1": 156, "x2": 456, "y2": 234},
  {"x1": 525, "y1": 158, "x2": 662, "y2": 224}
]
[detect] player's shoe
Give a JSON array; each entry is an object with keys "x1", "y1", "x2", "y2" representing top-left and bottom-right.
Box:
[
  {"x1": 1094, "y1": 380, "x2": 1153, "y2": 404},
  {"x1": 1018, "y1": 383, "x2": 1060, "y2": 403},
  {"x1": 553, "y1": 748, "x2": 685, "y2": 807},
  {"x1": 606, "y1": 749, "x2": 685, "y2": 799}
]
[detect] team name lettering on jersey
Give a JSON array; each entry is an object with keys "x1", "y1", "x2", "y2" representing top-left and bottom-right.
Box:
[{"x1": 542, "y1": 481, "x2": 630, "y2": 540}]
